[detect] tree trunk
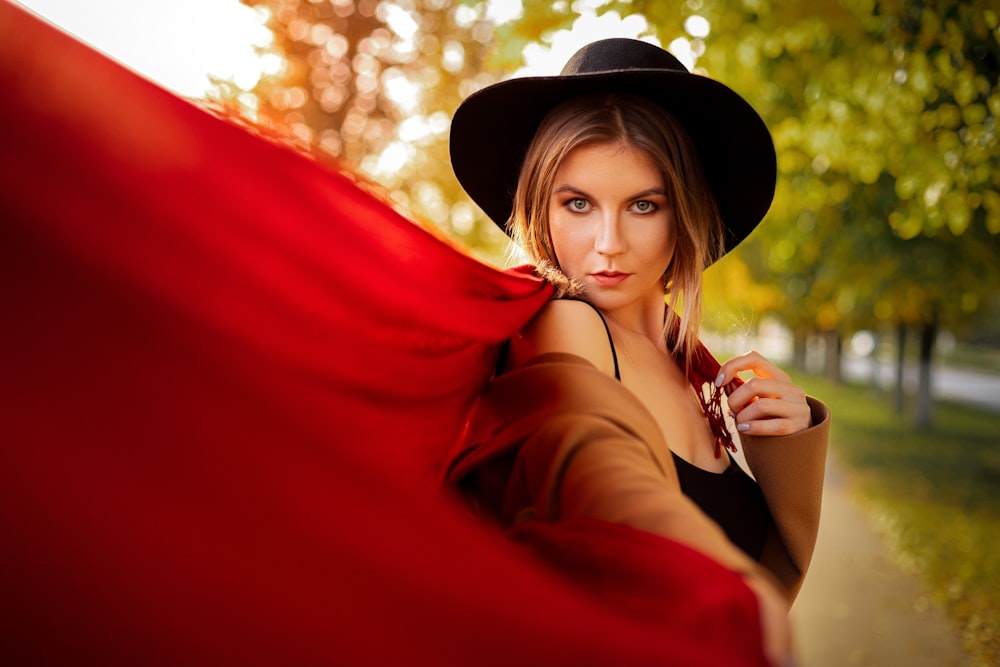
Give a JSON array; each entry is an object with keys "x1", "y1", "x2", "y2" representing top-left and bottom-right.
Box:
[
  {"x1": 824, "y1": 330, "x2": 842, "y2": 384},
  {"x1": 792, "y1": 329, "x2": 808, "y2": 373},
  {"x1": 894, "y1": 322, "x2": 906, "y2": 414},
  {"x1": 867, "y1": 333, "x2": 881, "y2": 389},
  {"x1": 915, "y1": 313, "x2": 937, "y2": 428}
]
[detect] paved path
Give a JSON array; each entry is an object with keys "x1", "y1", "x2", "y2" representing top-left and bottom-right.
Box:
[
  {"x1": 789, "y1": 455, "x2": 973, "y2": 666},
  {"x1": 842, "y1": 357, "x2": 1000, "y2": 413}
]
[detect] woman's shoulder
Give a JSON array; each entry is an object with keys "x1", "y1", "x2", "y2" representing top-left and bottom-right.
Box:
[{"x1": 506, "y1": 299, "x2": 618, "y2": 378}]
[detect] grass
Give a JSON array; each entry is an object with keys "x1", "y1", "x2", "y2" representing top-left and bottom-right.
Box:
[{"x1": 793, "y1": 372, "x2": 1000, "y2": 667}]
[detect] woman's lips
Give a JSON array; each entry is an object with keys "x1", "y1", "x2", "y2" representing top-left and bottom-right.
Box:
[{"x1": 591, "y1": 271, "x2": 629, "y2": 286}]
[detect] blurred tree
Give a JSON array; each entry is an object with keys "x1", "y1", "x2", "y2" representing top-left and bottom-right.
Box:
[{"x1": 238, "y1": 0, "x2": 513, "y2": 261}]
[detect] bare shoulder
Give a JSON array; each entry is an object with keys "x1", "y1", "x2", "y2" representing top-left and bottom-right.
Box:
[{"x1": 506, "y1": 299, "x2": 617, "y2": 377}]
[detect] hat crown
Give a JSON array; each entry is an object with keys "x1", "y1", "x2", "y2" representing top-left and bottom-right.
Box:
[{"x1": 560, "y1": 38, "x2": 688, "y2": 77}]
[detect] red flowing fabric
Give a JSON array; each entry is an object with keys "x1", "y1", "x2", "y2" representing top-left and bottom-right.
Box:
[{"x1": 0, "y1": 3, "x2": 768, "y2": 664}]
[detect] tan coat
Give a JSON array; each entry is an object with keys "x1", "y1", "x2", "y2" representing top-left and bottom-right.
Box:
[{"x1": 447, "y1": 352, "x2": 830, "y2": 603}]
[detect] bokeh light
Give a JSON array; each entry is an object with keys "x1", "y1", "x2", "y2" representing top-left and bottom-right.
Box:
[{"x1": 15, "y1": 0, "x2": 275, "y2": 98}]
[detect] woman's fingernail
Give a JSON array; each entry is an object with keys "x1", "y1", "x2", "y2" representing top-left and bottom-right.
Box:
[
  {"x1": 714, "y1": 372, "x2": 725, "y2": 388},
  {"x1": 737, "y1": 423, "x2": 750, "y2": 433}
]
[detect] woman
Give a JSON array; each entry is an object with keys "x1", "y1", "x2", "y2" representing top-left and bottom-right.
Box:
[{"x1": 446, "y1": 37, "x2": 830, "y2": 626}]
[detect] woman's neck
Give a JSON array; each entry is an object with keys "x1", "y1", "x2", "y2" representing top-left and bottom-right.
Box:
[{"x1": 600, "y1": 295, "x2": 667, "y2": 346}]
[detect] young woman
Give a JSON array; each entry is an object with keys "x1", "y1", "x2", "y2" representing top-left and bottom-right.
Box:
[{"x1": 446, "y1": 37, "x2": 830, "y2": 645}]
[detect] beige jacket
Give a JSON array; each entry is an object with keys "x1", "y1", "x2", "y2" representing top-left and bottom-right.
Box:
[{"x1": 447, "y1": 352, "x2": 830, "y2": 603}]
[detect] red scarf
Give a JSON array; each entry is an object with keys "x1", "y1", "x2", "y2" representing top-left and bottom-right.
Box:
[{"x1": 0, "y1": 3, "x2": 768, "y2": 664}]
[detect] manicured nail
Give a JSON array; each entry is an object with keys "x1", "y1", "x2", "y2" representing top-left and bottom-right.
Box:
[
  {"x1": 737, "y1": 423, "x2": 750, "y2": 433},
  {"x1": 714, "y1": 372, "x2": 725, "y2": 388}
]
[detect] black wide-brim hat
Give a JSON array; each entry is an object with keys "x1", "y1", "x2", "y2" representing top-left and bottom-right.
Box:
[{"x1": 449, "y1": 38, "x2": 776, "y2": 257}]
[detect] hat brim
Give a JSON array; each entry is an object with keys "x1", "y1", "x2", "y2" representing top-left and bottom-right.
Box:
[{"x1": 449, "y1": 68, "x2": 776, "y2": 257}]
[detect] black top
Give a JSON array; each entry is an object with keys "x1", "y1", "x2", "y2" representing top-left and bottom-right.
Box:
[
  {"x1": 671, "y1": 453, "x2": 770, "y2": 558},
  {"x1": 574, "y1": 299, "x2": 771, "y2": 559}
]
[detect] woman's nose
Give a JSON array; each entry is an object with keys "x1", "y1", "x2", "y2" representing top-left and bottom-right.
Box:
[{"x1": 594, "y1": 212, "x2": 626, "y2": 256}]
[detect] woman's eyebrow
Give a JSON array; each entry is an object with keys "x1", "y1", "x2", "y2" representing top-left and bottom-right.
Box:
[
  {"x1": 552, "y1": 185, "x2": 589, "y2": 197},
  {"x1": 629, "y1": 187, "x2": 669, "y2": 199},
  {"x1": 552, "y1": 185, "x2": 668, "y2": 199}
]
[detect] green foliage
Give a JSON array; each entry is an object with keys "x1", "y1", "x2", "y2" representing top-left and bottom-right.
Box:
[
  {"x1": 487, "y1": 0, "x2": 577, "y2": 71},
  {"x1": 795, "y1": 372, "x2": 1000, "y2": 665},
  {"x1": 862, "y1": 0, "x2": 1000, "y2": 235}
]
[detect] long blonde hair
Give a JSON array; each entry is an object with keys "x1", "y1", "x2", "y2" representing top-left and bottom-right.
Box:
[{"x1": 508, "y1": 92, "x2": 725, "y2": 368}]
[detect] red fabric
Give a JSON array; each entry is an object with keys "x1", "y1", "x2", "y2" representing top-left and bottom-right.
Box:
[{"x1": 0, "y1": 2, "x2": 768, "y2": 664}]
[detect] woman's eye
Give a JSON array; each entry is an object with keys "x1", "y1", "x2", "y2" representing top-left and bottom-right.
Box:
[
  {"x1": 568, "y1": 198, "x2": 590, "y2": 212},
  {"x1": 632, "y1": 200, "x2": 656, "y2": 213}
]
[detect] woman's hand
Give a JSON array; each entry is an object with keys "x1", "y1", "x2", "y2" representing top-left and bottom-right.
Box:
[{"x1": 716, "y1": 350, "x2": 811, "y2": 437}]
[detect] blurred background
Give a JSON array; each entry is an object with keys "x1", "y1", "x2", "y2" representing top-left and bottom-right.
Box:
[{"x1": 16, "y1": 1, "x2": 999, "y2": 665}]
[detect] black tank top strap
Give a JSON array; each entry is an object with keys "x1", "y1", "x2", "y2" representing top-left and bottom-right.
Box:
[
  {"x1": 495, "y1": 299, "x2": 621, "y2": 379},
  {"x1": 559, "y1": 298, "x2": 620, "y2": 381}
]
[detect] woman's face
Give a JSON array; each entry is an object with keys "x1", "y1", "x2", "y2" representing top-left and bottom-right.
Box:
[{"x1": 547, "y1": 140, "x2": 676, "y2": 314}]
